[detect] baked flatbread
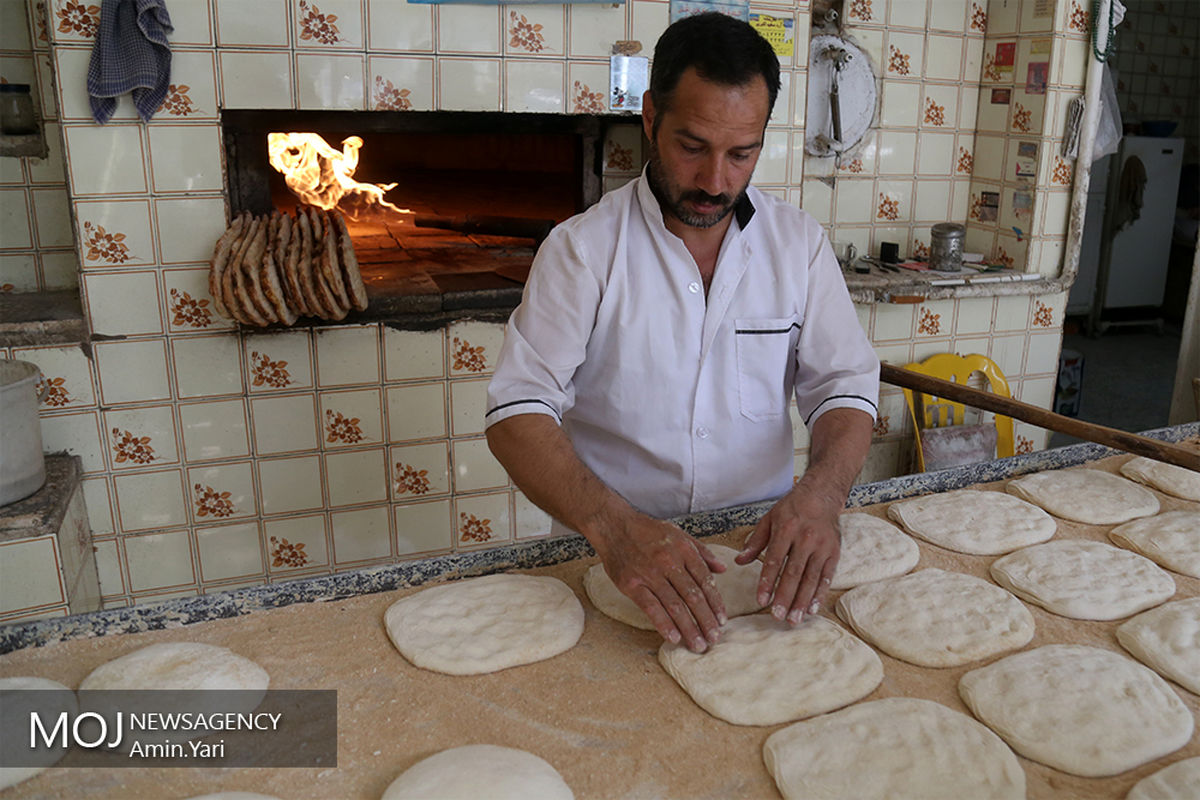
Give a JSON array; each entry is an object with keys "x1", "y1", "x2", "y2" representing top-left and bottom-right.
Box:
[
  {"x1": 1120, "y1": 456, "x2": 1200, "y2": 501},
  {"x1": 1115, "y1": 597, "x2": 1200, "y2": 694},
  {"x1": 886, "y1": 489, "x2": 1056, "y2": 555},
  {"x1": 317, "y1": 209, "x2": 351, "y2": 310},
  {"x1": 221, "y1": 214, "x2": 256, "y2": 325},
  {"x1": 763, "y1": 698, "x2": 1025, "y2": 800},
  {"x1": 830, "y1": 513, "x2": 919, "y2": 589},
  {"x1": 295, "y1": 208, "x2": 325, "y2": 317},
  {"x1": 208, "y1": 213, "x2": 245, "y2": 320},
  {"x1": 331, "y1": 210, "x2": 368, "y2": 310},
  {"x1": 1006, "y1": 468, "x2": 1160, "y2": 524},
  {"x1": 242, "y1": 217, "x2": 277, "y2": 324},
  {"x1": 958, "y1": 644, "x2": 1193, "y2": 777},
  {"x1": 1109, "y1": 511, "x2": 1200, "y2": 578},
  {"x1": 989, "y1": 539, "x2": 1175, "y2": 620},
  {"x1": 657, "y1": 614, "x2": 882, "y2": 726},
  {"x1": 260, "y1": 248, "x2": 298, "y2": 326}
]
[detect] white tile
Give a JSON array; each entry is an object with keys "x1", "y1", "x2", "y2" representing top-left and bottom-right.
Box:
[
  {"x1": 876, "y1": 131, "x2": 917, "y2": 175},
  {"x1": 505, "y1": 6, "x2": 565, "y2": 56},
  {"x1": 246, "y1": 332, "x2": 314, "y2": 391},
  {"x1": 449, "y1": 378, "x2": 489, "y2": 437},
  {"x1": 92, "y1": 538, "x2": 125, "y2": 597},
  {"x1": 0, "y1": 188, "x2": 32, "y2": 249},
  {"x1": 113, "y1": 469, "x2": 188, "y2": 532},
  {"x1": 916, "y1": 130, "x2": 956, "y2": 176},
  {"x1": 156, "y1": 197, "x2": 228, "y2": 264},
  {"x1": 448, "y1": 322, "x2": 506, "y2": 376},
  {"x1": 439, "y1": 57, "x2": 502, "y2": 112},
  {"x1": 629, "y1": 0, "x2": 669, "y2": 60},
  {"x1": 84, "y1": 272, "x2": 163, "y2": 337},
  {"x1": 751, "y1": 129, "x2": 789, "y2": 186},
  {"x1": 0, "y1": 0, "x2": 32, "y2": 49},
  {"x1": 39, "y1": 411, "x2": 105, "y2": 473},
  {"x1": 104, "y1": 405, "x2": 180, "y2": 468},
  {"x1": 924, "y1": 34, "x2": 965, "y2": 82},
  {"x1": 16, "y1": 346, "x2": 96, "y2": 411},
  {"x1": 82, "y1": 476, "x2": 115, "y2": 535},
  {"x1": 505, "y1": 60, "x2": 564, "y2": 113},
  {"x1": 834, "y1": 178, "x2": 876, "y2": 226},
  {"x1": 215, "y1": 0, "x2": 290, "y2": 46},
  {"x1": 320, "y1": 388, "x2": 383, "y2": 447},
  {"x1": 165, "y1": 0, "x2": 214, "y2": 45},
  {"x1": 63, "y1": 125, "x2": 146, "y2": 195},
  {"x1": 887, "y1": 0, "x2": 928, "y2": 28},
  {"x1": 295, "y1": 0, "x2": 364, "y2": 48},
  {"x1": 367, "y1": 0, "x2": 434, "y2": 51},
  {"x1": 0, "y1": 537, "x2": 63, "y2": 614},
  {"x1": 885, "y1": 32, "x2": 925, "y2": 78},
  {"x1": 369, "y1": 56, "x2": 435, "y2": 111},
  {"x1": 1025, "y1": 331, "x2": 1062, "y2": 376},
  {"x1": 568, "y1": 64, "x2": 610, "y2": 114},
  {"x1": 173, "y1": 334, "x2": 245, "y2": 398},
  {"x1": 316, "y1": 325, "x2": 381, "y2": 386},
  {"x1": 879, "y1": 81, "x2": 921, "y2": 127},
  {"x1": 189, "y1": 462, "x2": 258, "y2": 521},
  {"x1": 196, "y1": 522, "x2": 264, "y2": 582},
  {"x1": 160, "y1": 50, "x2": 219, "y2": 119},
  {"x1": 437, "y1": 5, "x2": 500, "y2": 53},
  {"x1": 94, "y1": 339, "x2": 171, "y2": 404},
  {"x1": 30, "y1": 188, "x2": 72, "y2": 248},
  {"x1": 921, "y1": 84, "x2": 959, "y2": 129},
  {"x1": 452, "y1": 437, "x2": 509, "y2": 493},
  {"x1": 873, "y1": 303, "x2": 915, "y2": 341},
  {"x1": 912, "y1": 180, "x2": 952, "y2": 223},
  {"x1": 513, "y1": 491, "x2": 552, "y2": 539},
  {"x1": 929, "y1": 0, "x2": 968, "y2": 31},
  {"x1": 384, "y1": 327, "x2": 444, "y2": 380},
  {"x1": 39, "y1": 252, "x2": 78, "y2": 290},
  {"x1": 0, "y1": 254, "x2": 38, "y2": 291},
  {"x1": 220, "y1": 51, "x2": 295, "y2": 108},
  {"x1": 148, "y1": 125, "x2": 224, "y2": 192},
  {"x1": 994, "y1": 295, "x2": 1031, "y2": 331},
  {"x1": 325, "y1": 448, "x2": 388, "y2": 507},
  {"x1": 265, "y1": 514, "x2": 329, "y2": 570},
  {"x1": 875, "y1": 179, "x2": 912, "y2": 224},
  {"x1": 55, "y1": 46, "x2": 135, "y2": 121},
  {"x1": 568, "y1": 2, "x2": 625, "y2": 58},
  {"x1": 394, "y1": 498, "x2": 454, "y2": 556},
  {"x1": 251, "y1": 393, "x2": 321, "y2": 454},
  {"x1": 455, "y1": 492, "x2": 512, "y2": 547},
  {"x1": 123, "y1": 529, "x2": 194, "y2": 591},
  {"x1": 165, "y1": 268, "x2": 234, "y2": 332},
  {"x1": 989, "y1": 334, "x2": 1026, "y2": 378},
  {"x1": 954, "y1": 297, "x2": 994, "y2": 336},
  {"x1": 386, "y1": 382, "x2": 446, "y2": 442},
  {"x1": 297, "y1": 53, "x2": 366, "y2": 110},
  {"x1": 76, "y1": 199, "x2": 155, "y2": 268},
  {"x1": 259, "y1": 455, "x2": 325, "y2": 514},
  {"x1": 179, "y1": 399, "x2": 250, "y2": 461},
  {"x1": 915, "y1": 300, "x2": 954, "y2": 337},
  {"x1": 331, "y1": 505, "x2": 391, "y2": 563},
  {"x1": 390, "y1": 441, "x2": 450, "y2": 498}
]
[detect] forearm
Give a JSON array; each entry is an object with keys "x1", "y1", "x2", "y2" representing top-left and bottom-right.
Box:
[{"x1": 792, "y1": 407, "x2": 875, "y2": 509}]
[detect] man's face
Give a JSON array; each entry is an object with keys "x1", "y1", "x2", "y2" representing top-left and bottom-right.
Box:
[{"x1": 643, "y1": 68, "x2": 770, "y2": 231}]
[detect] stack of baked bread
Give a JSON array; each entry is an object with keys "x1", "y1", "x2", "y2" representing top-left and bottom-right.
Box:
[{"x1": 208, "y1": 207, "x2": 369, "y2": 326}]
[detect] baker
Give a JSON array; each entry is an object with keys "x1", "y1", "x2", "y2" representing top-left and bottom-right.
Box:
[{"x1": 485, "y1": 12, "x2": 879, "y2": 654}]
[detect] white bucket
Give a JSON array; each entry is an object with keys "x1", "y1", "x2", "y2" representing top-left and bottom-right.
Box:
[{"x1": 0, "y1": 359, "x2": 47, "y2": 506}]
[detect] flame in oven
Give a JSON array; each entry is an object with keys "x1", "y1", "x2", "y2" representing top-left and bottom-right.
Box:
[{"x1": 267, "y1": 132, "x2": 409, "y2": 216}]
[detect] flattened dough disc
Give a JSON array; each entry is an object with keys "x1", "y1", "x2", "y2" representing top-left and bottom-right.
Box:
[
  {"x1": 381, "y1": 744, "x2": 574, "y2": 800},
  {"x1": 657, "y1": 614, "x2": 882, "y2": 726},
  {"x1": 836, "y1": 568, "x2": 1034, "y2": 667},
  {"x1": 385, "y1": 574, "x2": 584, "y2": 675},
  {"x1": 79, "y1": 642, "x2": 269, "y2": 692},
  {"x1": 958, "y1": 644, "x2": 1193, "y2": 777},
  {"x1": 583, "y1": 544, "x2": 762, "y2": 630},
  {"x1": 1120, "y1": 456, "x2": 1200, "y2": 501},
  {"x1": 1116, "y1": 597, "x2": 1200, "y2": 695},
  {"x1": 1126, "y1": 757, "x2": 1200, "y2": 800},
  {"x1": 1109, "y1": 511, "x2": 1200, "y2": 578},
  {"x1": 1005, "y1": 468, "x2": 1159, "y2": 524},
  {"x1": 989, "y1": 539, "x2": 1175, "y2": 620},
  {"x1": 885, "y1": 489, "x2": 1056, "y2": 555},
  {"x1": 830, "y1": 513, "x2": 919, "y2": 589},
  {"x1": 0, "y1": 677, "x2": 77, "y2": 791},
  {"x1": 763, "y1": 697, "x2": 1025, "y2": 800}
]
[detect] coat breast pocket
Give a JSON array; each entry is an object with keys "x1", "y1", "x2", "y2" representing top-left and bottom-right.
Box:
[{"x1": 734, "y1": 316, "x2": 800, "y2": 422}]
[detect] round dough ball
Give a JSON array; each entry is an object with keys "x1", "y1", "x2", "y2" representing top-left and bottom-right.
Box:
[
  {"x1": 1005, "y1": 468, "x2": 1160, "y2": 524},
  {"x1": 1126, "y1": 757, "x2": 1200, "y2": 800},
  {"x1": 1116, "y1": 597, "x2": 1200, "y2": 695},
  {"x1": 1120, "y1": 456, "x2": 1200, "y2": 501},
  {"x1": 658, "y1": 614, "x2": 882, "y2": 726},
  {"x1": 886, "y1": 489, "x2": 1056, "y2": 555},
  {"x1": 385, "y1": 574, "x2": 584, "y2": 675},
  {"x1": 583, "y1": 544, "x2": 762, "y2": 630},
  {"x1": 989, "y1": 539, "x2": 1175, "y2": 620},
  {"x1": 79, "y1": 642, "x2": 270, "y2": 692},
  {"x1": 1109, "y1": 511, "x2": 1200, "y2": 578},
  {"x1": 830, "y1": 513, "x2": 919, "y2": 590},
  {"x1": 835, "y1": 568, "x2": 1034, "y2": 667},
  {"x1": 763, "y1": 697, "x2": 1025, "y2": 800},
  {"x1": 381, "y1": 745, "x2": 573, "y2": 800},
  {"x1": 958, "y1": 644, "x2": 1193, "y2": 777},
  {"x1": 0, "y1": 677, "x2": 77, "y2": 791}
]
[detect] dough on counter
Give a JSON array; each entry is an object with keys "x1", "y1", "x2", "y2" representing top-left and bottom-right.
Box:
[
  {"x1": 79, "y1": 642, "x2": 270, "y2": 692},
  {"x1": 186, "y1": 794, "x2": 282, "y2": 800},
  {"x1": 0, "y1": 677, "x2": 77, "y2": 791},
  {"x1": 762, "y1": 697, "x2": 1025, "y2": 800},
  {"x1": 657, "y1": 614, "x2": 882, "y2": 726},
  {"x1": 1109, "y1": 511, "x2": 1200, "y2": 578},
  {"x1": 1125, "y1": 757, "x2": 1200, "y2": 800},
  {"x1": 835, "y1": 568, "x2": 1034, "y2": 667},
  {"x1": 958, "y1": 644, "x2": 1193, "y2": 777},
  {"x1": 583, "y1": 544, "x2": 763, "y2": 630},
  {"x1": 829, "y1": 513, "x2": 919, "y2": 590},
  {"x1": 385, "y1": 574, "x2": 584, "y2": 675},
  {"x1": 1116, "y1": 597, "x2": 1200, "y2": 695},
  {"x1": 989, "y1": 539, "x2": 1175, "y2": 620},
  {"x1": 885, "y1": 489, "x2": 1056, "y2": 555},
  {"x1": 381, "y1": 744, "x2": 574, "y2": 800},
  {"x1": 1120, "y1": 456, "x2": 1200, "y2": 501},
  {"x1": 1005, "y1": 468, "x2": 1160, "y2": 524}
]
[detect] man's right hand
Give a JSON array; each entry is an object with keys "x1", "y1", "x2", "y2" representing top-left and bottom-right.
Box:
[{"x1": 591, "y1": 513, "x2": 728, "y2": 653}]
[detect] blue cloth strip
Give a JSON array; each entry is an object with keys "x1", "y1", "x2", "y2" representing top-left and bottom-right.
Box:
[{"x1": 87, "y1": 0, "x2": 173, "y2": 124}]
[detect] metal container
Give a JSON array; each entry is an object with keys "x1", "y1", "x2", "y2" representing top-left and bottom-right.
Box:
[
  {"x1": 929, "y1": 222, "x2": 965, "y2": 271},
  {"x1": 0, "y1": 360, "x2": 47, "y2": 506}
]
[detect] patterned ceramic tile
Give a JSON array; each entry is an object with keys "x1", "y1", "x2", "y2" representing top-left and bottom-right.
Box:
[
  {"x1": 370, "y1": 56, "x2": 434, "y2": 111},
  {"x1": 179, "y1": 399, "x2": 251, "y2": 462},
  {"x1": 164, "y1": 268, "x2": 233, "y2": 332},
  {"x1": 246, "y1": 332, "x2": 314, "y2": 392},
  {"x1": 113, "y1": 469, "x2": 188, "y2": 533},
  {"x1": 196, "y1": 521, "x2": 265, "y2": 582},
  {"x1": 394, "y1": 498, "x2": 454, "y2": 556},
  {"x1": 265, "y1": 513, "x2": 329, "y2": 571},
  {"x1": 567, "y1": 64, "x2": 609, "y2": 115},
  {"x1": 330, "y1": 505, "x2": 391, "y2": 564},
  {"x1": 13, "y1": 344, "x2": 96, "y2": 409},
  {"x1": 188, "y1": 462, "x2": 258, "y2": 522},
  {"x1": 173, "y1": 334, "x2": 245, "y2": 398},
  {"x1": 74, "y1": 199, "x2": 154, "y2": 269},
  {"x1": 104, "y1": 405, "x2": 180, "y2": 469},
  {"x1": 390, "y1": 441, "x2": 450, "y2": 499},
  {"x1": 294, "y1": 0, "x2": 364, "y2": 49},
  {"x1": 447, "y1": 321, "x2": 504, "y2": 376},
  {"x1": 454, "y1": 491, "x2": 512, "y2": 548},
  {"x1": 259, "y1": 455, "x2": 325, "y2": 515},
  {"x1": 320, "y1": 388, "x2": 383, "y2": 448}
]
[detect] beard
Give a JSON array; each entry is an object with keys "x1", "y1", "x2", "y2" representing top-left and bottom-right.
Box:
[{"x1": 646, "y1": 140, "x2": 747, "y2": 230}]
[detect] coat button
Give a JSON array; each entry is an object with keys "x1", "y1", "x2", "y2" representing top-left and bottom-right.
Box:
[
  {"x1": 695, "y1": 426, "x2": 710, "y2": 439},
  {"x1": 687, "y1": 281, "x2": 700, "y2": 294}
]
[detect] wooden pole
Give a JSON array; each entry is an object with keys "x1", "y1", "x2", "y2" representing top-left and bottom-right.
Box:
[{"x1": 880, "y1": 363, "x2": 1200, "y2": 471}]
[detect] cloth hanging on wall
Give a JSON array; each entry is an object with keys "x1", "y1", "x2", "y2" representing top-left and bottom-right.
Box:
[
  {"x1": 1112, "y1": 154, "x2": 1147, "y2": 233},
  {"x1": 87, "y1": 0, "x2": 173, "y2": 124}
]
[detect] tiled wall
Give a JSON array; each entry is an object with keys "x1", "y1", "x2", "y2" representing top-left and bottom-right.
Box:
[
  {"x1": 1111, "y1": 0, "x2": 1200, "y2": 161},
  {"x1": 1, "y1": 0, "x2": 1082, "y2": 614},
  {"x1": 0, "y1": 0, "x2": 76, "y2": 292}
]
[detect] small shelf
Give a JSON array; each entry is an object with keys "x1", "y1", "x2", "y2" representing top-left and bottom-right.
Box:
[{"x1": 0, "y1": 132, "x2": 48, "y2": 159}]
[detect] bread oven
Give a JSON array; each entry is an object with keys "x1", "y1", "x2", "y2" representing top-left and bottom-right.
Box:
[{"x1": 220, "y1": 110, "x2": 628, "y2": 325}]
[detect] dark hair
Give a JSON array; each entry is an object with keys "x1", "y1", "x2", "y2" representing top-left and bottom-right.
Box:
[{"x1": 649, "y1": 12, "x2": 781, "y2": 129}]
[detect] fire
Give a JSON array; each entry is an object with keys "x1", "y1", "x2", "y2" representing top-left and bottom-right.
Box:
[{"x1": 267, "y1": 132, "x2": 409, "y2": 215}]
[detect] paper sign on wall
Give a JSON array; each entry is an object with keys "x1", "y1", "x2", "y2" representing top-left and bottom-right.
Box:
[
  {"x1": 749, "y1": 13, "x2": 793, "y2": 58},
  {"x1": 610, "y1": 55, "x2": 648, "y2": 112},
  {"x1": 994, "y1": 42, "x2": 1016, "y2": 76}
]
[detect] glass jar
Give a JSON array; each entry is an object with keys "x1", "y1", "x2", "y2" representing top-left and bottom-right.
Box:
[{"x1": 0, "y1": 84, "x2": 38, "y2": 136}]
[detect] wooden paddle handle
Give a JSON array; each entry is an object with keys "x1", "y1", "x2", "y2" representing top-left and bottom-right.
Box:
[{"x1": 880, "y1": 363, "x2": 1200, "y2": 471}]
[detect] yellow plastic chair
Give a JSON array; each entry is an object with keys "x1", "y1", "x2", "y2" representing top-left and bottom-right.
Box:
[{"x1": 900, "y1": 353, "x2": 1015, "y2": 472}]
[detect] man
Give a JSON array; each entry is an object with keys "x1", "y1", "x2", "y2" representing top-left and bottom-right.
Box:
[{"x1": 485, "y1": 13, "x2": 879, "y2": 654}]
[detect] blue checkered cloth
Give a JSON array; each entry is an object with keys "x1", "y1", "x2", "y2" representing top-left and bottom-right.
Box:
[{"x1": 87, "y1": 0, "x2": 173, "y2": 124}]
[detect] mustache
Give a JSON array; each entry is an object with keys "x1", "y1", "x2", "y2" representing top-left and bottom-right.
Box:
[{"x1": 681, "y1": 190, "x2": 731, "y2": 206}]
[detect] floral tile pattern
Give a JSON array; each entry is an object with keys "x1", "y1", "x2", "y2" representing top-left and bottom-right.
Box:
[
  {"x1": 877, "y1": 194, "x2": 900, "y2": 221},
  {"x1": 957, "y1": 147, "x2": 974, "y2": 174},
  {"x1": 37, "y1": 375, "x2": 72, "y2": 407},
  {"x1": 56, "y1": 1, "x2": 99, "y2": 37},
  {"x1": 250, "y1": 352, "x2": 293, "y2": 389},
  {"x1": 572, "y1": 81, "x2": 604, "y2": 114},
  {"x1": 374, "y1": 77, "x2": 412, "y2": 110},
  {"x1": 459, "y1": 512, "x2": 492, "y2": 543},
  {"x1": 111, "y1": 429, "x2": 156, "y2": 465},
  {"x1": 325, "y1": 409, "x2": 365, "y2": 444},
  {"x1": 194, "y1": 483, "x2": 235, "y2": 518},
  {"x1": 1011, "y1": 103, "x2": 1032, "y2": 132},
  {"x1": 1033, "y1": 301, "x2": 1054, "y2": 328},
  {"x1": 270, "y1": 535, "x2": 309, "y2": 568},
  {"x1": 917, "y1": 307, "x2": 941, "y2": 335},
  {"x1": 1068, "y1": 1, "x2": 1089, "y2": 32},
  {"x1": 451, "y1": 337, "x2": 487, "y2": 373},
  {"x1": 83, "y1": 222, "x2": 133, "y2": 264},
  {"x1": 508, "y1": 12, "x2": 545, "y2": 53},
  {"x1": 169, "y1": 289, "x2": 213, "y2": 329},
  {"x1": 158, "y1": 84, "x2": 199, "y2": 117},
  {"x1": 970, "y1": 3, "x2": 987, "y2": 32},
  {"x1": 394, "y1": 462, "x2": 431, "y2": 495},
  {"x1": 848, "y1": 0, "x2": 873, "y2": 23},
  {"x1": 888, "y1": 45, "x2": 911, "y2": 75},
  {"x1": 298, "y1": 0, "x2": 342, "y2": 45},
  {"x1": 924, "y1": 98, "x2": 946, "y2": 126}
]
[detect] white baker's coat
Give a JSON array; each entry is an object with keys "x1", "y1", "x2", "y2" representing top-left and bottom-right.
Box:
[{"x1": 485, "y1": 171, "x2": 879, "y2": 530}]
